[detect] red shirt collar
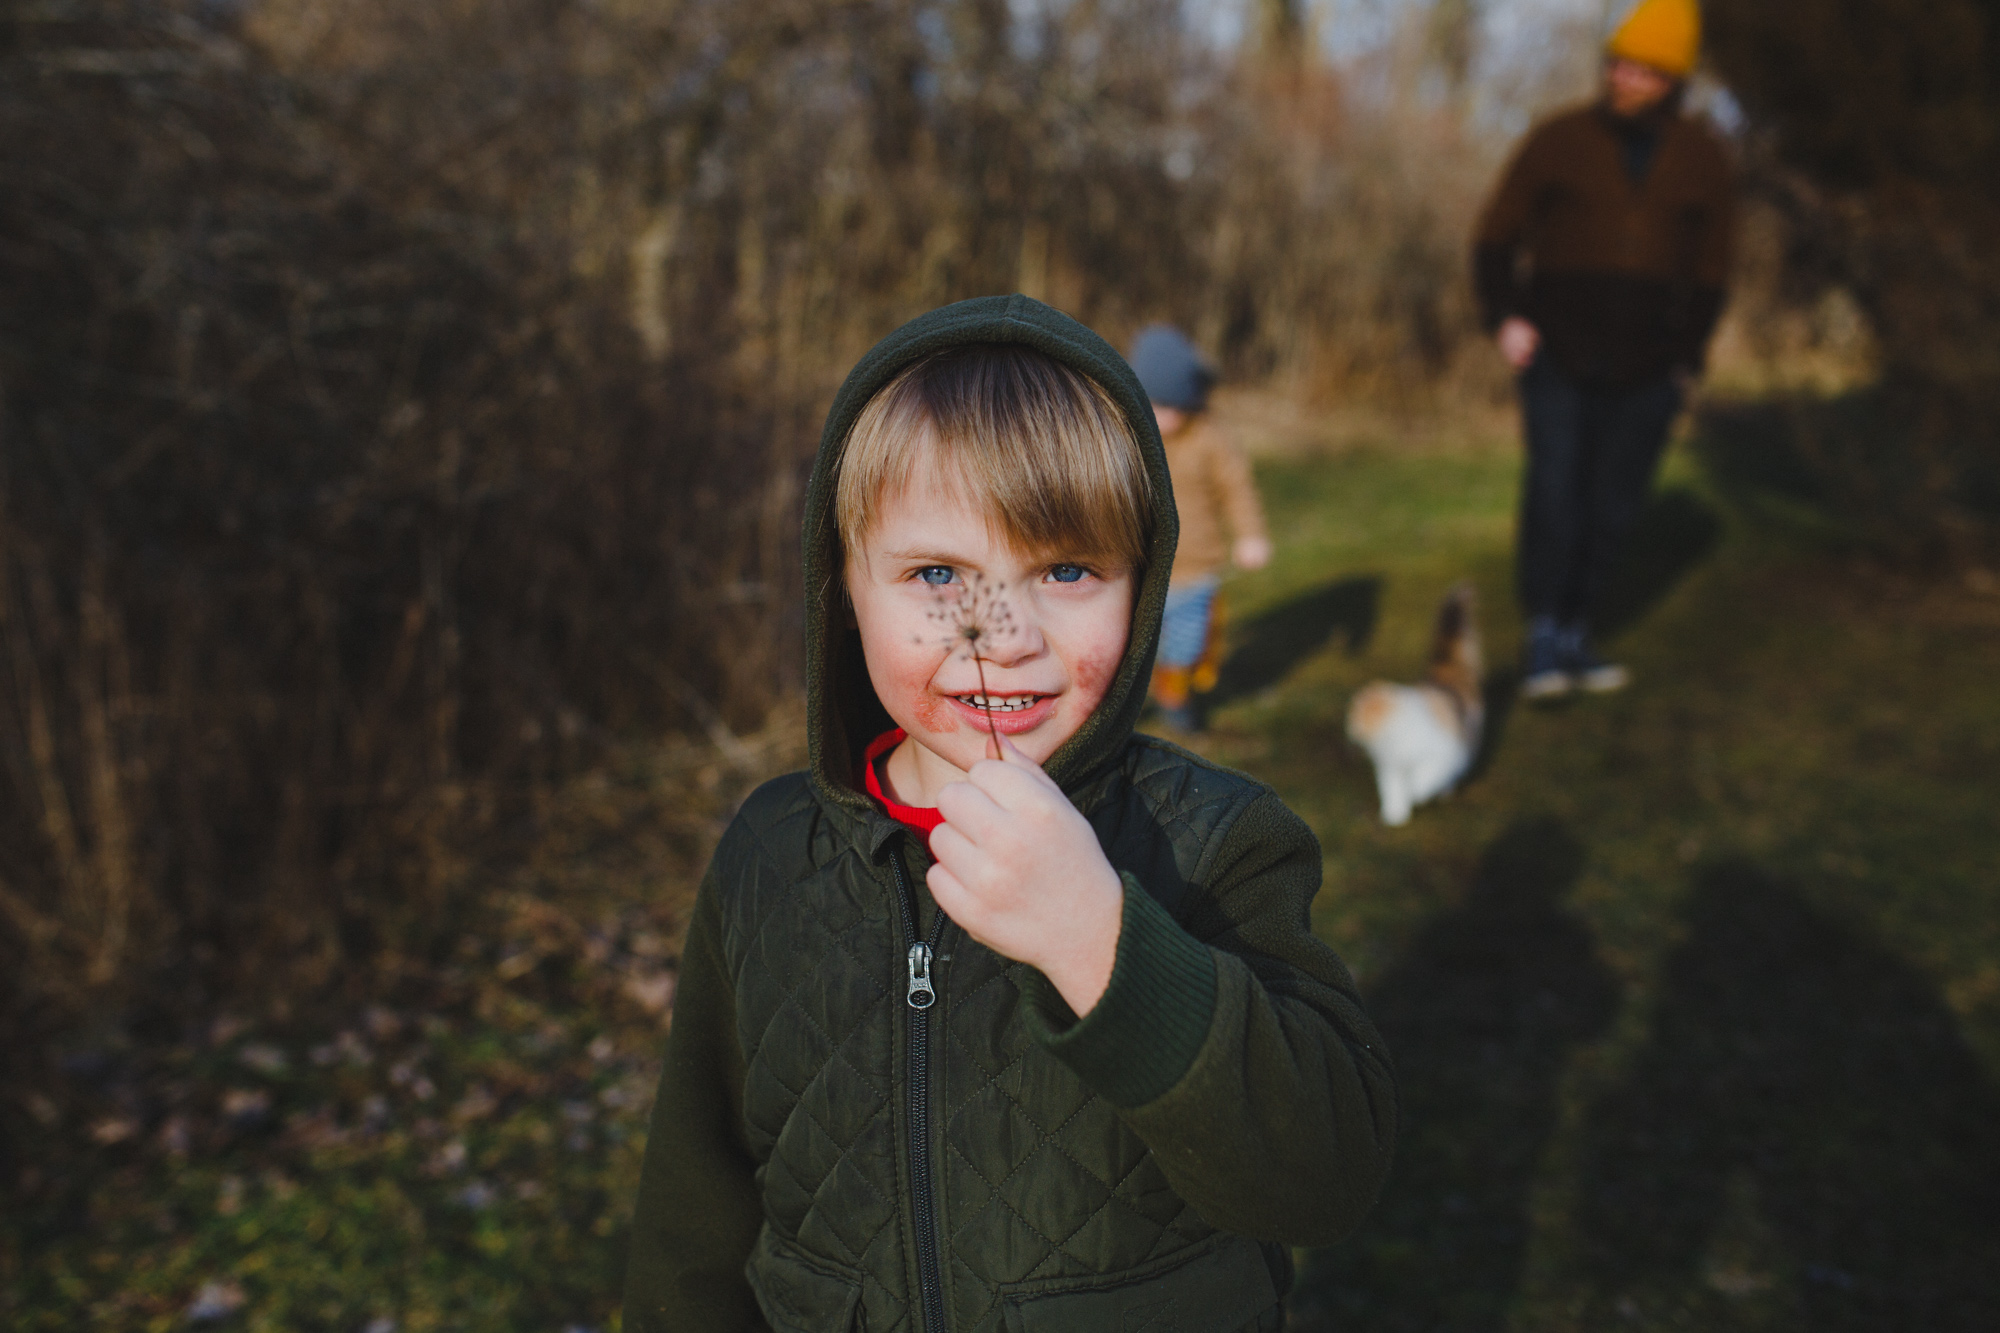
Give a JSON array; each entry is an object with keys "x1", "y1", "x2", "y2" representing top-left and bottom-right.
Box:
[{"x1": 862, "y1": 728, "x2": 945, "y2": 851}]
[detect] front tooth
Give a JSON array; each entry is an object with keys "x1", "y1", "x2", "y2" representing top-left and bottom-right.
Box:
[{"x1": 968, "y1": 695, "x2": 1035, "y2": 711}]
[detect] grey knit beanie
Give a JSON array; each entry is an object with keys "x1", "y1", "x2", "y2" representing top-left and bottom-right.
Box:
[{"x1": 1126, "y1": 323, "x2": 1215, "y2": 411}]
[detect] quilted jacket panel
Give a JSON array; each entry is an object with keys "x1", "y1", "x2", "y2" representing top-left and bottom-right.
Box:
[{"x1": 722, "y1": 743, "x2": 1276, "y2": 1332}]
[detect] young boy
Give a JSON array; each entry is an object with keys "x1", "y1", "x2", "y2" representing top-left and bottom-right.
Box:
[
  {"x1": 1126, "y1": 324, "x2": 1271, "y2": 731},
  {"x1": 625, "y1": 296, "x2": 1394, "y2": 1332}
]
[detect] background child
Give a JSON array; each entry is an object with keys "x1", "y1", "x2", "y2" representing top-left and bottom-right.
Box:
[
  {"x1": 624, "y1": 295, "x2": 1393, "y2": 1333},
  {"x1": 1127, "y1": 323, "x2": 1272, "y2": 730}
]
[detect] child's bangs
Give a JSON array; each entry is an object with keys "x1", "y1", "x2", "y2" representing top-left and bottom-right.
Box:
[{"x1": 836, "y1": 345, "x2": 1152, "y2": 572}]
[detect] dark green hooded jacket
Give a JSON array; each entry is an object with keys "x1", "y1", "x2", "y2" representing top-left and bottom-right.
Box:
[{"x1": 624, "y1": 295, "x2": 1396, "y2": 1333}]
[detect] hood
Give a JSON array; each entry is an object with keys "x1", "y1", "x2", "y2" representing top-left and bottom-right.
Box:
[{"x1": 802, "y1": 294, "x2": 1179, "y2": 815}]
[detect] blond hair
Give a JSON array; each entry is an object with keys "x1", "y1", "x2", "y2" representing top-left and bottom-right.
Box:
[{"x1": 834, "y1": 343, "x2": 1152, "y2": 573}]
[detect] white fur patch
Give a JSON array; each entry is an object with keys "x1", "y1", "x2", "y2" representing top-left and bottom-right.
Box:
[
  {"x1": 1345, "y1": 582, "x2": 1484, "y2": 826},
  {"x1": 1346, "y1": 683, "x2": 1478, "y2": 826}
]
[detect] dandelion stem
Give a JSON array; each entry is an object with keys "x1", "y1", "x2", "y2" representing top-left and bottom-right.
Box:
[{"x1": 972, "y1": 651, "x2": 1000, "y2": 757}]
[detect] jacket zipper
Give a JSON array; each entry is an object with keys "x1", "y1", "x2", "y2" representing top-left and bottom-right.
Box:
[{"x1": 889, "y1": 846, "x2": 951, "y2": 1333}]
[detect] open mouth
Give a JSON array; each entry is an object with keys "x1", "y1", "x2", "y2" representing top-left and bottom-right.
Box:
[{"x1": 956, "y1": 694, "x2": 1043, "y2": 713}]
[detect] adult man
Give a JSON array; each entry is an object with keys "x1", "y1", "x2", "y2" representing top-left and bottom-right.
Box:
[{"x1": 1474, "y1": 0, "x2": 1734, "y2": 699}]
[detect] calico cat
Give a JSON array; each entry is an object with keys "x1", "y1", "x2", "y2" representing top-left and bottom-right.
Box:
[{"x1": 1346, "y1": 582, "x2": 1484, "y2": 826}]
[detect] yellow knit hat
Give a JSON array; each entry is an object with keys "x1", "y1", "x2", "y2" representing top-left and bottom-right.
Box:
[{"x1": 1606, "y1": 0, "x2": 1700, "y2": 78}]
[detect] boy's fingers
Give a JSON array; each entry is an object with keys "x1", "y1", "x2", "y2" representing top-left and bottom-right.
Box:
[
  {"x1": 925, "y1": 861, "x2": 971, "y2": 915},
  {"x1": 993, "y1": 731, "x2": 1054, "y2": 778},
  {"x1": 928, "y1": 819, "x2": 976, "y2": 866},
  {"x1": 966, "y1": 757, "x2": 1057, "y2": 812},
  {"x1": 935, "y1": 779, "x2": 1006, "y2": 842},
  {"x1": 972, "y1": 736, "x2": 1062, "y2": 801}
]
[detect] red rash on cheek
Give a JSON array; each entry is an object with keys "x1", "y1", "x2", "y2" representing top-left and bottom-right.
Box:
[
  {"x1": 911, "y1": 692, "x2": 958, "y2": 734},
  {"x1": 1068, "y1": 646, "x2": 1122, "y2": 707}
]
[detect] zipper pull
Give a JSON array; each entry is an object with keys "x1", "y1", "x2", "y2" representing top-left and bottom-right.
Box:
[{"x1": 906, "y1": 942, "x2": 936, "y2": 1010}]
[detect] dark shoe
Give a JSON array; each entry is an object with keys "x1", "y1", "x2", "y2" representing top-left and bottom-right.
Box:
[
  {"x1": 1560, "y1": 624, "x2": 1630, "y2": 693},
  {"x1": 1520, "y1": 619, "x2": 1573, "y2": 700},
  {"x1": 1157, "y1": 702, "x2": 1201, "y2": 733}
]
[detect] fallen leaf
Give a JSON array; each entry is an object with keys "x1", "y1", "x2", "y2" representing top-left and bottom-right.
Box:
[
  {"x1": 237, "y1": 1042, "x2": 289, "y2": 1075},
  {"x1": 452, "y1": 1085, "x2": 498, "y2": 1123},
  {"x1": 1705, "y1": 1265, "x2": 1773, "y2": 1298},
  {"x1": 454, "y1": 1179, "x2": 497, "y2": 1210},
  {"x1": 496, "y1": 951, "x2": 539, "y2": 980},
  {"x1": 622, "y1": 970, "x2": 674, "y2": 1015},
  {"x1": 220, "y1": 1088, "x2": 271, "y2": 1126},
  {"x1": 283, "y1": 1108, "x2": 346, "y2": 1150},
  {"x1": 364, "y1": 1006, "x2": 403, "y2": 1041},
  {"x1": 185, "y1": 1279, "x2": 247, "y2": 1323},
  {"x1": 89, "y1": 1117, "x2": 139, "y2": 1145}
]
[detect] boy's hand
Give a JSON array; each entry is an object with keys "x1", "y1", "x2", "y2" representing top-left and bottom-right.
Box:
[
  {"x1": 1233, "y1": 535, "x2": 1272, "y2": 571},
  {"x1": 929, "y1": 733, "x2": 1123, "y2": 1017}
]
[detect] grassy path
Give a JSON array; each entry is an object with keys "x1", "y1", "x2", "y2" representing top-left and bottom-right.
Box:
[
  {"x1": 1186, "y1": 427, "x2": 2000, "y2": 1331},
  {"x1": 10, "y1": 422, "x2": 1998, "y2": 1331}
]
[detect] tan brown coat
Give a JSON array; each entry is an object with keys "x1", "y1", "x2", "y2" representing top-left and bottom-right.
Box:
[{"x1": 1163, "y1": 414, "x2": 1266, "y2": 586}]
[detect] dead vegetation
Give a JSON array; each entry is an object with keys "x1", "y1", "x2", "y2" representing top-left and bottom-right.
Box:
[
  {"x1": 1707, "y1": 0, "x2": 2000, "y2": 557},
  {"x1": 0, "y1": 0, "x2": 1508, "y2": 1051}
]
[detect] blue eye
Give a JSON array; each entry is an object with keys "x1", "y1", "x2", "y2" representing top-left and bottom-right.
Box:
[
  {"x1": 917, "y1": 566, "x2": 956, "y2": 586},
  {"x1": 1048, "y1": 564, "x2": 1087, "y2": 584}
]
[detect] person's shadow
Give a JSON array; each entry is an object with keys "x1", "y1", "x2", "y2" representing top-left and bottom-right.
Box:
[
  {"x1": 1206, "y1": 576, "x2": 1379, "y2": 709},
  {"x1": 1290, "y1": 818, "x2": 1621, "y2": 1332},
  {"x1": 1459, "y1": 487, "x2": 1721, "y2": 779},
  {"x1": 1591, "y1": 486, "x2": 1723, "y2": 640},
  {"x1": 1569, "y1": 862, "x2": 2000, "y2": 1328}
]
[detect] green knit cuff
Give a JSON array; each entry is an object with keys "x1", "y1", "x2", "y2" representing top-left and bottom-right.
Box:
[{"x1": 1026, "y1": 873, "x2": 1218, "y2": 1109}]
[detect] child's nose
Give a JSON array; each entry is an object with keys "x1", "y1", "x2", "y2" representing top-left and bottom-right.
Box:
[{"x1": 980, "y1": 615, "x2": 1046, "y2": 666}]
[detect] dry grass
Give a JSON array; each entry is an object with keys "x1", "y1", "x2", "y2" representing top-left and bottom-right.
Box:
[{"x1": 0, "y1": 0, "x2": 1524, "y2": 1041}]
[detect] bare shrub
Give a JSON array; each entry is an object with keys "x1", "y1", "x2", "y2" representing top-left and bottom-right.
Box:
[
  {"x1": 0, "y1": 2, "x2": 788, "y2": 1019},
  {"x1": 1707, "y1": 0, "x2": 2000, "y2": 553},
  {"x1": 0, "y1": 0, "x2": 1505, "y2": 1031}
]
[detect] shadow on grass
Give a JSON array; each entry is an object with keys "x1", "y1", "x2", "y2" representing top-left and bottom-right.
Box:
[
  {"x1": 1681, "y1": 390, "x2": 2000, "y2": 545},
  {"x1": 1461, "y1": 665, "x2": 1520, "y2": 788},
  {"x1": 1293, "y1": 849, "x2": 2000, "y2": 1331},
  {"x1": 1691, "y1": 399, "x2": 1834, "y2": 507},
  {"x1": 1593, "y1": 487, "x2": 1724, "y2": 640},
  {"x1": 1208, "y1": 576, "x2": 1379, "y2": 709},
  {"x1": 1291, "y1": 817, "x2": 1620, "y2": 1332},
  {"x1": 1570, "y1": 863, "x2": 2000, "y2": 1329}
]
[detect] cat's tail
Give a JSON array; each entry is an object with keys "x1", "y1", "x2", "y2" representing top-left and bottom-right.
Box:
[{"x1": 1426, "y1": 581, "x2": 1484, "y2": 721}]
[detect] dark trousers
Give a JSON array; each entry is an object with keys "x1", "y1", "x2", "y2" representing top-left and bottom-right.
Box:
[{"x1": 1516, "y1": 360, "x2": 1681, "y2": 625}]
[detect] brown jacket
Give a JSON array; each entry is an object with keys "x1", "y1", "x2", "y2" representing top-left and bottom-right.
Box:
[
  {"x1": 1164, "y1": 415, "x2": 1265, "y2": 586},
  {"x1": 1474, "y1": 102, "x2": 1735, "y2": 385}
]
